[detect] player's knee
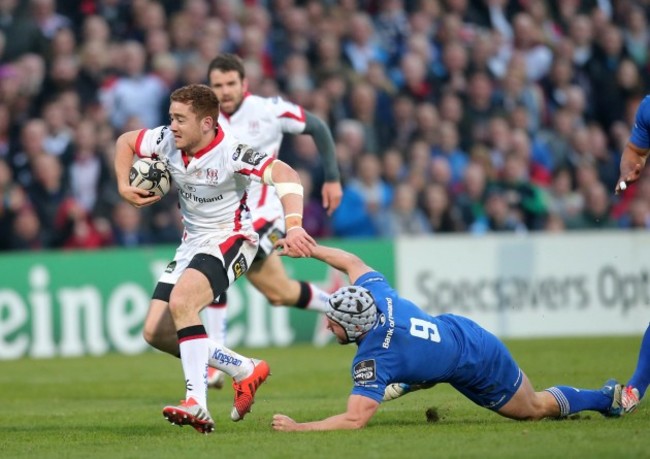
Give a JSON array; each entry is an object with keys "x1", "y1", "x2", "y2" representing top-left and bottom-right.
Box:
[
  {"x1": 142, "y1": 324, "x2": 162, "y2": 349},
  {"x1": 167, "y1": 294, "x2": 186, "y2": 317}
]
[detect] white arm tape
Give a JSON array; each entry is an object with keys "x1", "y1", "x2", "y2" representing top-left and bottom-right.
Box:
[
  {"x1": 262, "y1": 161, "x2": 275, "y2": 185},
  {"x1": 274, "y1": 182, "x2": 304, "y2": 198}
]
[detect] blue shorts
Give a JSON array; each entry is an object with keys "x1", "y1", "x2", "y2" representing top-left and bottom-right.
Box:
[{"x1": 441, "y1": 315, "x2": 523, "y2": 411}]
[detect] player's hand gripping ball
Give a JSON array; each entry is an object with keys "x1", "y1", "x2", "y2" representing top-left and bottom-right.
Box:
[{"x1": 129, "y1": 158, "x2": 172, "y2": 197}]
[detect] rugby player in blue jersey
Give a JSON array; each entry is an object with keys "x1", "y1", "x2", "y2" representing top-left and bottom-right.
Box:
[
  {"x1": 271, "y1": 243, "x2": 623, "y2": 431},
  {"x1": 615, "y1": 95, "x2": 650, "y2": 413}
]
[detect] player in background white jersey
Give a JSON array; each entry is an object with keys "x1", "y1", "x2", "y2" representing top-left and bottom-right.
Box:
[
  {"x1": 203, "y1": 54, "x2": 343, "y2": 387},
  {"x1": 114, "y1": 84, "x2": 315, "y2": 434}
]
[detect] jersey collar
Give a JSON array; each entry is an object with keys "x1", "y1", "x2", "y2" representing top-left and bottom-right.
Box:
[{"x1": 181, "y1": 127, "x2": 225, "y2": 166}]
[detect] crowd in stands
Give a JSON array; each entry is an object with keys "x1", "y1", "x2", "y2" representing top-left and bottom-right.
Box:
[{"x1": 0, "y1": 0, "x2": 649, "y2": 251}]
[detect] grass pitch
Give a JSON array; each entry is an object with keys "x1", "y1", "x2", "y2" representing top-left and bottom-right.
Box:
[{"x1": 0, "y1": 336, "x2": 647, "y2": 459}]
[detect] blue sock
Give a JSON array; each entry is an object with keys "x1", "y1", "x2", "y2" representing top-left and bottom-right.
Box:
[
  {"x1": 628, "y1": 323, "x2": 650, "y2": 398},
  {"x1": 545, "y1": 386, "x2": 610, "y2": 416}
]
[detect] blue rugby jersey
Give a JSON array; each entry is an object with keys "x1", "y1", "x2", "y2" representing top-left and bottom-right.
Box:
[
  {"x1": 349, "y1": 271, "x2": 493, "y2": 403},
  {"x1": 630, "y1": 95, "x2": 650, "y2": 149}
]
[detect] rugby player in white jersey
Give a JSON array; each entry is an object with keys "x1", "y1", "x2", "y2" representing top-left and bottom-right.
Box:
[
  {"x1": 114, "y1": 84, "x2": 315, "y2": 434},
  {"x1": 203, "y1": 54, "x2": 343, "y2": 387}
]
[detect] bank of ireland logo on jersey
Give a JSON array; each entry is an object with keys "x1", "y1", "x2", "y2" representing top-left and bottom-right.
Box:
[
  {"x1": 353, "y1": 359, "x2": 376, "y2": 384},
  {"x1": 206, "y1": 168, "x2": 218, "y2": 184}
]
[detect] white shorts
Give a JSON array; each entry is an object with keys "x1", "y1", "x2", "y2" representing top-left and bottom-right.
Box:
[{"x1": 158, "y1": 230, "x2": 259, "y2": 287}]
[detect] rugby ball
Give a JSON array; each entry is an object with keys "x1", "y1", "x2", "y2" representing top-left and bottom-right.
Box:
[{"x1": 129, "y1": 158, "x2": 172, "y2": 197}]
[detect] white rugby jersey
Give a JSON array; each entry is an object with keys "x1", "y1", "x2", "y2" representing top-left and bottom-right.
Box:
[
  {"x1": 134, "y1": 125, "x2": 273, "y2": 236},
  {"x1": 218, "y1": 94, "x2": 306, "y2": 215}
]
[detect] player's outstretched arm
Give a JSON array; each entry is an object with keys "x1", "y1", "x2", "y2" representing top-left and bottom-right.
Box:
[
  {"x1": 310, "y1": 244, "x2": 372, "y2": 284},
  {"x1": 616, "y1": 141, "x2": 649, "y2": 194},
  {"x1": 303, "y1": 111, "x2": 342, "y2": 215},
  {"x1": 264, "y1": 159, "x2": 316, "y2": 257},
  {"x1": 272, "y1": 395, "x2": 379, "y2": 432},
  {"x1": 114, "y1": 130, "x2": 161, "y2": 207},
  {"x1": 275, "y1": 241, "x2": 372, "y2": 284}
]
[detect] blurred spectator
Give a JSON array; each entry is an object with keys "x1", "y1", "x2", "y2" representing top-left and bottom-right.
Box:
[
  {"x1": 431, "y1": 120, "x2": 469, "y2": 187},
  {"x1": 565, "y1": 182, "x2": 617, "y2": 230},
  {"x1": 347, "y1": 81, "x2": 384, "y2": 153},
  {"x1": 332, "y1": 153, "x2": 392, "y2": 238},
  {"x1": 10, "y1": 205, "x2": 45, "y2": 250},
  {"x1": 622, "y1": 4, "x2": 648, "y2": 68},
  {"x1": 364, "y1": 60, "x2": 396, "y2": 128},
  {"x1": 342, "y1": 12, "x2": 388, "y2": 76},
  {"x1": 25, "y1": 153, "x2": 67, "y2": 245},
  {"x1": 11, "y1": 119, "x2": 49, "y2": 188},
  {"x1": 536, "y1": 108, "x2": 575, "y2": 171},
  {"x1": 312, "y1": 33, "x2": 355, "y2": 86},
  {"x1": 586, "y1": 23, "x2": 628, "y2": 130},
  {"x1": 41, "y1": 98, "x2": 73, "y2": 162},
  {"x1": 0, "y1": 0, "x2": 47, "y2": 61},
  {"x1": 395, "y1": 51, "x2": 434, "y2": 102},
  {"x1": 433, "y1": 40, "x2": 470, "y2": 96},
  {"x1": 36, "y1": 54, "x2": 81, "y2": 112},
  {"x1": 587, "y1": 122, "x2": 620, "y2": 191},
  {"x1": 470, "y1": 188, "x2": 527, "y2": 234},
  {"x1": 421, "y1": 182, "x2": 464, "y2": 233},
  {"x1": 30, "y1": 0, "x2": 71, "y2": 40},
  {"x1": 496, "y1": 62, "x2": 544, "y2": 134},
  {"x1": 296, "y1": 167, "x2": 331, "y2": 239},
  {"x1": 271, "y1": 6, "x2": 311, "y2": 73},
  {"x1": 618, "y1": 197, "x2": 650, "y2": 230},
  {"x1": 374, "y1": 0, "x2": 409, "y2": 68},
  {"x1": 100, "y1": 40, "x2": 167, "y2": 130},
  {"x1": 455, "y1": 161, "x2": 488, "y2": 228},
  {"x1": 494, "y1": 151, "x2": 549, "y2": 230},
  {"x1": 377, "y1": 182, "x2": 430, "y2": 237},
  {"x1": 53, "y1": 197, "x2": 112, "y2": 249},
  {"x1": 111, "y1": 200, "x2": 152, "y2": 247},
  {"x1": 544, "y1": 167, "x2": 583, "y2": 222},
  {"x1": 405, "y1": 139, "x2": 432, "y2": 193},
  {"x1": 0, "y1": 102, "x2": 12, "y2": 159},
  {"x1": 411, "y1": 101, "x2": 440, "y2": 146},
  {"x1": 541, "y1": 56, "x2": 577, "y2": 116},
  {"x1": 68, "y1": 120, "x2": 112, "y2": 214},
  {"x1": 508, "y1": 13, "x2": 553, "y2": 82},
  {"x1": 0, "y1": 158, "x2": 27, "y2": 249},
  {"x1": 335, "y1": 118, "x2": 366, "y2": 162},
  {"x1": 387, "y1": 94, "x2": 416, "y2": 151},
  {"x1": 381, "y1": 147, "x2": 406, "y2": 187},
  {"x1": 460, "y1": 72, "x2": 501, "y2": 146}
]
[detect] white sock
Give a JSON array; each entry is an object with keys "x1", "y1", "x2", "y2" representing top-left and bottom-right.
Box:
[
  {"x1": 205, "y1": 302, "x2": 227, "y2": 346},
  {"x1": 207, "y1": 339, "x2": 253, "y2": 381},
  {"x1": 179, "y1": 336, "x2": 210, "y2": 408},
  {"x1": 305, "y1": 284, "x2": 330, "y2": 313}
]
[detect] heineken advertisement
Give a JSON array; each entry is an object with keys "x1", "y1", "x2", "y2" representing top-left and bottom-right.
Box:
[{"x1": 0, "y1": 240, "x2": 394, "y2": 360}]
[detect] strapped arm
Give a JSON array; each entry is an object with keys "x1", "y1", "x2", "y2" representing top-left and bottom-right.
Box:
[{"x1": 263, "y1": 159, "x2": 304, "y2": 231}]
